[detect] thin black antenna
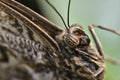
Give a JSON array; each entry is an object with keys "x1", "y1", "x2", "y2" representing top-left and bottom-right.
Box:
[
  {"x1": 67, "y1": 0, "x2": 71, "y2": 28},
  {"x1": 45, "y1": 0, "x2": 69, "y2": 31}
]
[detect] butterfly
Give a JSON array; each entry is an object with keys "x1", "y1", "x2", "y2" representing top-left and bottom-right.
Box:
[{"x1": 0, "y1": 0, "x2": 120, "y2": 80}]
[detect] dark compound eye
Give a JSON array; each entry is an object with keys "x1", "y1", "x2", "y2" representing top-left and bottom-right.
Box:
[
  {"x1": 79, "y1": 35, "x2": 90, "y2": 46},
  {"x1": 63, "y1": 34, "x2": 90, "y2": 48}
]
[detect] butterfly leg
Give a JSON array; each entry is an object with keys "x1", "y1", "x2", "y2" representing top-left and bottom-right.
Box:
[{"x1": 88, "y1": 24, "x2": 120, "y2": 65}]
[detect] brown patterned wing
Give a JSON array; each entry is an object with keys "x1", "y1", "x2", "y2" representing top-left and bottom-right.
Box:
[{"x1": 0, "y1": 1, "x2": 62, "y2": 80}]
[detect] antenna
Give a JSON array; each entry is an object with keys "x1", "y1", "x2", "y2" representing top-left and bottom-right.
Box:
[
  {"x1": 45, "y1": 0, "x2": 69, "y2": 31},
  {"x1": 67, "y1": 0, "x2": 71, "y2": 28}
]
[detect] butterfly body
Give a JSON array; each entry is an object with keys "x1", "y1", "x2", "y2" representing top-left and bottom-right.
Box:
[{"x1": 55, "y1": 24, "x2": 105, "y2": 80}]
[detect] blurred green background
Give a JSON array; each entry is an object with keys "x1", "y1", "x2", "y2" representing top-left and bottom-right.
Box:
[{"x1": 17, "y1": 0, "x2": 120, "y2": 80}]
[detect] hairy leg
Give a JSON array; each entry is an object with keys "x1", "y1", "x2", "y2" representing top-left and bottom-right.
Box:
[{"x1": 88, "y1": 24, "x2": 120, "y2": 65}]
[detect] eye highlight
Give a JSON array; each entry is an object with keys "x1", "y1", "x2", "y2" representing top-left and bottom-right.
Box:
[{"x1": 73, "y1": 29, "x2": 84, "y2": 36}]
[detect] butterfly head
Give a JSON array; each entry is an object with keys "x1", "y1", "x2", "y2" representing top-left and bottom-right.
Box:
[{"x1": 63, "y1": 24, "x2": 90, "y2": 48}]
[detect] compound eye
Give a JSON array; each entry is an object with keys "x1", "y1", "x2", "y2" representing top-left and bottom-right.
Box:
[{"x1": 79, "y1": 35, "x2": 90, "y2": 46}]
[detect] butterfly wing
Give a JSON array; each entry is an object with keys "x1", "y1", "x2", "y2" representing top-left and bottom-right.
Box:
[
  {"x1": 1, "y1": 0, "x2": 63, "y2": 36},
  {"x1": 0, "y1": 1, "x2": 62, "y2": 80}
]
